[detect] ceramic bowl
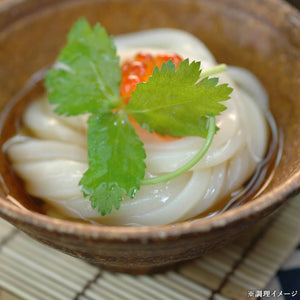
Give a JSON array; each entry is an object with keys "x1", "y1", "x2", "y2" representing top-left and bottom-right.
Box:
[{"x1": 0, "y1": 0, "x2": 299, "y2": 273}]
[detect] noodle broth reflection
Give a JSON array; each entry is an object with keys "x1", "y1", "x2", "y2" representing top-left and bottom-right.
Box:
[{"x1": 3, "y1": 29, "x2": 281, "y2": 226}]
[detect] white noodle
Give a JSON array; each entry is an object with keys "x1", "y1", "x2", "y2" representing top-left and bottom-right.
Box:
[{"x1": 6, "y1": 28, "x2": 269, "y2": 226}]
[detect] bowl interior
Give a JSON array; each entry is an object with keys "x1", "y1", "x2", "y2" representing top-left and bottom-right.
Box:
[{"x1": 0, "y1": 0, "x2": 300, "y2": 231}]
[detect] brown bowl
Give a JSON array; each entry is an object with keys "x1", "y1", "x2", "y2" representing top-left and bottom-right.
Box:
[{"x1": 0, "y1": 0, "x2": 300, "y2": 273}]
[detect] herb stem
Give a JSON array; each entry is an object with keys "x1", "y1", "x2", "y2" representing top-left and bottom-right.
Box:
[
  {"x1": 140, "y1": 116, "x2": 216, "y2": 185},
  {"x1": 200, "y1": 64, "x2": 227, "y2": 78}
]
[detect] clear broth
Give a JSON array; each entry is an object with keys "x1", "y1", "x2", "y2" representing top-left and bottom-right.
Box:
[{"x1": 0, "y1": 70, "x2": 282, "y2": 225}]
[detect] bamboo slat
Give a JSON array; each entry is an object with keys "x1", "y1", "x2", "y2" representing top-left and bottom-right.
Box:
[{"x1": 0, "y1": 194, "x2": 299, "y2": 300}]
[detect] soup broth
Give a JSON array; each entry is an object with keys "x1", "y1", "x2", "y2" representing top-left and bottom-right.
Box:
[{"x1": 0, "y1": 71, "x2": 282, "y2": 225}]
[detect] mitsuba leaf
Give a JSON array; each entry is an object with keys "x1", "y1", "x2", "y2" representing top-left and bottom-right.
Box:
[
  {"x1": 45, "y1": 18, "x2": 121, "y2": 116},
  {"x1": 45, "y1": 18, "x2": 232, "y2": 216},
  {"x1": 126, "y1": 59, "x2": 233, "y2": 138},
  {"x1": 79, "y1": 112, "x2": 146, "y2": 215}
]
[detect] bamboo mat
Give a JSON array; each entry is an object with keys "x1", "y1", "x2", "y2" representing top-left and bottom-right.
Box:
[{"x1": 0, "y1": 194, "x2": 299, "y2": 300}]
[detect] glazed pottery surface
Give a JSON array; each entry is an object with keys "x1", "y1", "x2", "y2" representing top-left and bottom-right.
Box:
[{"x1": 0, "y1": 0, "x2": 299, "y2": 272}]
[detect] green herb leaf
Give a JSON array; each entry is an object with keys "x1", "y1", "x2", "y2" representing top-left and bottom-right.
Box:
[
  {"x1": 79, "y1": 112, "x2": 146, "y2": 215},
  {"x1": 126, "y1": 59, "x2": 233, "y2": 138},
  {"x1": 45, "y1": 19, "x2": 233, "y2": 216},
  {"x1": 45, "y1": 18, "x2": 121, "y2": 116}
]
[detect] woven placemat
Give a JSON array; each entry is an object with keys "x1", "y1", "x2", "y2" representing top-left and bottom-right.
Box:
[{"x1": 0, "y1": 194, "x2": 299, "y2": 300}]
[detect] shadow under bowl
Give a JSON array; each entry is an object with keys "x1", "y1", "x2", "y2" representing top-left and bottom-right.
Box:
[{"x1": 0, "y1": 0, "x2": 299, "y2": 273}]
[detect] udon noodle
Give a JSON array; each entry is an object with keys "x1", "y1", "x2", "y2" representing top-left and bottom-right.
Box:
[{"x1": 5, "y1": 29, "x2": 269, "y2": 226}]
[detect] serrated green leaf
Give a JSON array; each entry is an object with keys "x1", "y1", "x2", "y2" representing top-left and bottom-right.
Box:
[
  {"x1": 45, "y1": 18, "x2": 121, "y2": 116},
  {"x1": 126, "y1": 59, "x2": 233, "y2": 138},
  {"x1": 79, "y1": 112, "x2": 146, "y2": 215},
  {"x1": 44, "y1": 18, "x2": 233, "y2": 215}
]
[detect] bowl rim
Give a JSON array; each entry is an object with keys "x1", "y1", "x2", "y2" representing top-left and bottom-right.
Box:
[
  {"x1": 0, "y1": 0, "x2": 300, "y2": 242},
  {"x1": 0, "y1": 177, "x2": 299, "y2": 240}
]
